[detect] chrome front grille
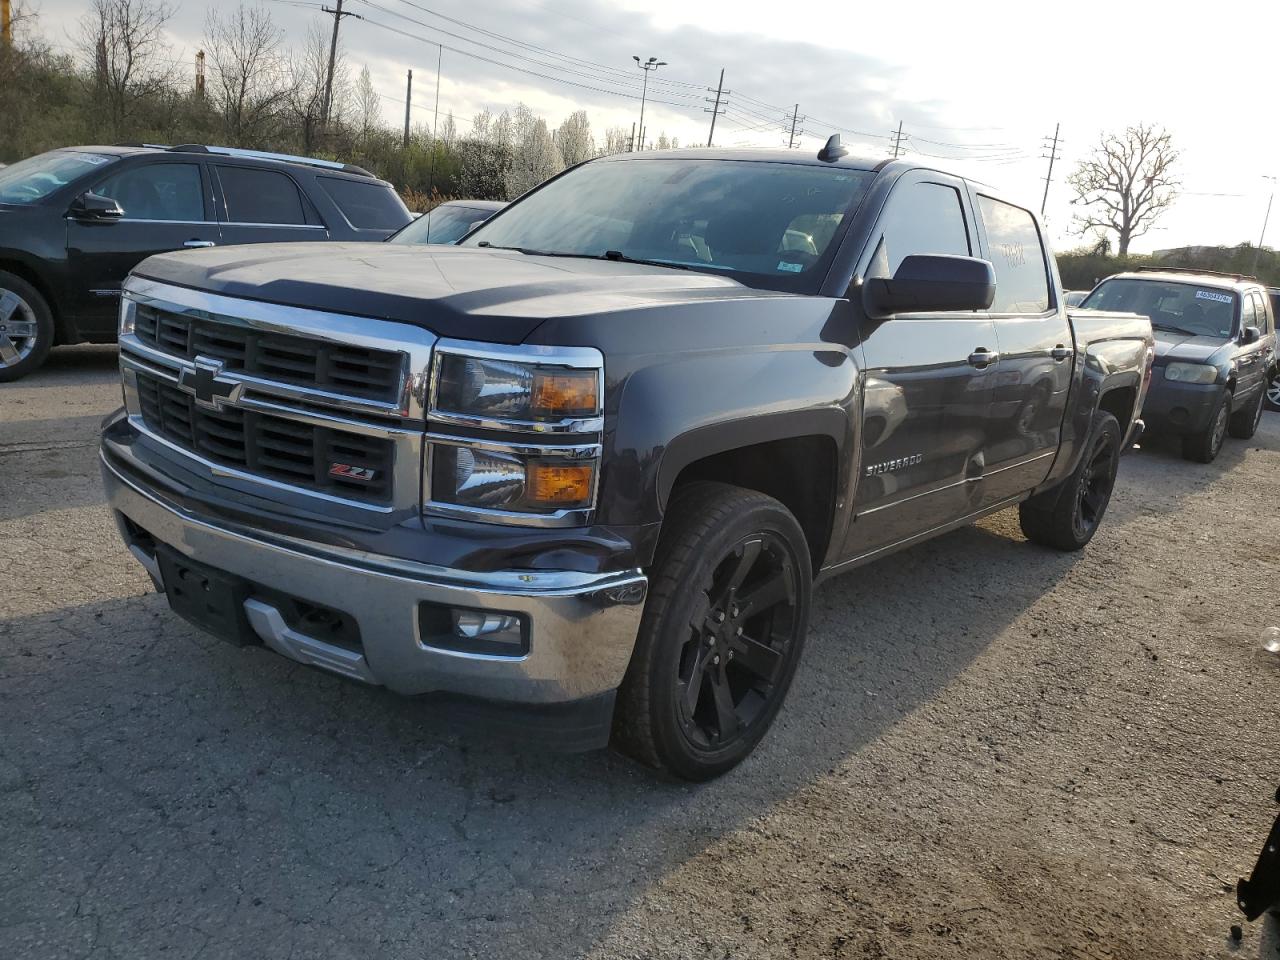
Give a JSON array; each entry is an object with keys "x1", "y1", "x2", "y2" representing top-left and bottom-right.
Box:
[
  {"x1": 134, "y1": 304, "x2": 404, "y2": 403},
  {"x1": 136, "y1": 373, "x2": 395, "y2": 503},
  {"x1": 118, "y1": 278, "x2": 436, "y2": 514}
]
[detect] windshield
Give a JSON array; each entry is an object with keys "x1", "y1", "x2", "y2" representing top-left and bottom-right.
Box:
[
  {"x1": 1082, "y1": 278, "x2": 1238, "y2": 339},
  {"x1": 0, "y1": 150, "x2": 118, "y2": 205},
  {"x1": 391, "y1": 204, "x2": 494, "y2": 245},
  {"x1": 461, "y1": 158, "x2": 875, "y2": 293}
]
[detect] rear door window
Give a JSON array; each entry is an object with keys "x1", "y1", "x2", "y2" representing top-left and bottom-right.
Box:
[
  {"x1": 216, "y1": 166, "x2": 308, "y2": 225},
  {"x1": 96, "y1": 162, "x2": 204, "y2": 221},
  {"x1": 317, "y1": 177, "x2": 410, "y2": 230},
  {"x1": 1250, "y1": 291, "x2": 1271, "y2": 334},
  {"x1": 976, "y1": 195, "x2": 1050, "y2": 314}
]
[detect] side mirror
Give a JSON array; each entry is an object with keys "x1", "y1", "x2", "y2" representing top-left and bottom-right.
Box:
[
  {"x1": 1241, "y1": 325, "x2": 1261, "y2": 345},
  {"x1": 862, "y1": 254, "x2": 996, "y2": 319},
  {"x1": 69, "y1": 192, "x2": 124, "y2": 222}
]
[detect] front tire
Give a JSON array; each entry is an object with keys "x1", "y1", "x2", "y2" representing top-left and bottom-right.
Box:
[
  {"x1": 1019, "y1": 409, "x2": 1121, "y2": 551},
  {"x1": 1182, "y1": 391, "x2": 1230, "y2": 463},
  {"x1": 613, "y1": 482, "x2": 812, "y2": 781},
  {"x1": 0, "y1": 270, "x2": 54, "y2": 383},
  {"x1": 1228, "y1": 387, "x2": 1264, "y2": 439},
  {"x1": 1265, "y1": 371, "x2": 1280, "y2": 412}
]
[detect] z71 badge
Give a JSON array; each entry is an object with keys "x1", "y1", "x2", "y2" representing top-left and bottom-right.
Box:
[
  {"x1": 865, "y1": 454, "x2": 923, "y2": 477},
  {"x1": 329, "y1": 463, "x2": 378, "y2": 482}
]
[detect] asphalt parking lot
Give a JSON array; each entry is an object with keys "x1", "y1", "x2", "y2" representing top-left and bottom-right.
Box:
[{"x1": 3, "y1": 345, "x2": 1280, "y2": 960}]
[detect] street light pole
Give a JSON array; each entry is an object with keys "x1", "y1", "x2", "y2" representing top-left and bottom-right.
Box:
[{"x1": 632, "y1": 55, "x2": 666, "y2": 152}]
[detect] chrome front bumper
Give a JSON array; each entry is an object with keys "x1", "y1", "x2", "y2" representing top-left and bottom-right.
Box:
[{"x1": 102, "y1": 451, "x2": 648, "y2": 707}]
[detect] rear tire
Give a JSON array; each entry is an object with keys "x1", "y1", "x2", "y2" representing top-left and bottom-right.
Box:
[
  {"x1": 0, "y1": 270, "x2": 54, "y2": 383},
  {"x1": 1182, "y1": 391, "x2": 1230, "y2": 463},
  {"x1": 1228, "y1": 387, "x2": 1264, "y2": 439},
  {"x1": 613, "y1": 482, "x2": 812, "y2": 781},
  {"x1": 1019, "y1": 409, "x2": 1121, "y2": 551}
]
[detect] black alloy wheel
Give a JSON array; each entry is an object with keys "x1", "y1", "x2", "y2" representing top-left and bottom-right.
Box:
[
  {"x1": 613, "y1": 482, "x2": 813, "y2": 781},
  {"x1": 1072, "y1": 422, "x2": 1119, "y2": 543},
  {"x1": 676, "y1": 532, "x2": 800, "y2": 751}
]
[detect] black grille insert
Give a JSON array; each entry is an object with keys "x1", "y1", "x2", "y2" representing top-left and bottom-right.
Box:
[
  {"x1": 134, "y1": 305, "x2": 404, "y2": 403},
  {"x1": 136, "y1": 373, "x2": 394, "y2": 503}
]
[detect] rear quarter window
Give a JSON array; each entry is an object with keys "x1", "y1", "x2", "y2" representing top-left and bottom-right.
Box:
[{"x1": 318, "y1": 177, "x2": 411, "y2": 231}]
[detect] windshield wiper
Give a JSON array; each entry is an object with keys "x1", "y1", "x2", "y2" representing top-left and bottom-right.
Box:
[
  {"x1": 1152, "y1": 322, "x2": 1200, "y2": 336},
  {"x1": 476, "y1": 244, "x2": 698, "y2": 272}
]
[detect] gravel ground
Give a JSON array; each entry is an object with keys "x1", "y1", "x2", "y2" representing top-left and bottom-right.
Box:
[{"x1": 3, "y1": 345, "x2": 1280, "y2": 960}]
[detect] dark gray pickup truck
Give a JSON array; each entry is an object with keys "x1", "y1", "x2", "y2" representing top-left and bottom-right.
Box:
[{"x1": 101, "y1": 140, "x2": 1153, "y2": 779}]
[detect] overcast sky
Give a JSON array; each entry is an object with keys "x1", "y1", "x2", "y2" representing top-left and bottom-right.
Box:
[{"x1": 26, "y1": 0, "x2": 1280, "y2": 254}]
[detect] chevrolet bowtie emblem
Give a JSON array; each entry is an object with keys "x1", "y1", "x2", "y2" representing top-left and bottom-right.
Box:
[{"x1": 179, "y1": 357, "x2": 243, "y2": 410}]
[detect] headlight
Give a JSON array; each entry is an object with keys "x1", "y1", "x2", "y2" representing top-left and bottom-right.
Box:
[
  {"x1": 1164, "y1": 362, "x2": 1217, "y2": 384},
  {"x1": 429, "y1": 441, "x2": 597, "y2": 514},
  {"x1": 434, "y1": 353, "x2": 600, "y2": 424},
  {"x1": 119, "y1": 295, "x2": 137, "y2": 337},
  {"x1": 425, "y1": 342, "x2": 605, "y2": 524}
]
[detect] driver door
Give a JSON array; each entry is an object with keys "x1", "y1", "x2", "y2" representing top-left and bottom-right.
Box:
[
  {"x1": 64, "y1": 159, "x2": 219, "y2": 337},
  {"x1": 842, "y1": 173, "x2": 998, "y2": 560}
]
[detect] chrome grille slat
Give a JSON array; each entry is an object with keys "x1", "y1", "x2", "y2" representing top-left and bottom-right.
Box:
[
  {"x1": 135, "y1": 372, "x2": 394, "y2": 504},
  {"x1": 134, "y1": 304, "x2": 403, "y2": 403}
]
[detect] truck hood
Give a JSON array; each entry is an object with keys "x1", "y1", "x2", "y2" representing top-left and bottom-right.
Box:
[
  {"x1": 1152, "y1": 329, "x2": 1232, "y2": 364},
  {"x1": 132, "y1": 242, "x2": 782, "y2": 344}
]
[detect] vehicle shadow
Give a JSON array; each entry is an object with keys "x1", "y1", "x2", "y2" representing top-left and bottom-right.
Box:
[
  {"x1": 0, "y1": 344, "x2": 119, "y2": 389},
  {"x1": 0, "y1": 518, "x2": 1081, "y2": 957}
]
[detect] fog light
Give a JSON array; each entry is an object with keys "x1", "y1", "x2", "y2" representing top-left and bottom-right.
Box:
[
  {"x1": 453, "y1": 609, "x2": 522, "y2": 641},
  {"x1": 418, "y1": 601, "x2": 528, "y2": 657}
]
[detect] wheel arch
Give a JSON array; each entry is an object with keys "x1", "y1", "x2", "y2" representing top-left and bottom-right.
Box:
[
  {"x1": 0, "y1": 256, "x2": 70, "y2": 344},
  {"x1": 658, "y1": 409, "x2": 847, "y2": 571}
]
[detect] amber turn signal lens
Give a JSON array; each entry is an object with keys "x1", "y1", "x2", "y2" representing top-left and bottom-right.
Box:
[
  {"x1": 527, "y1": 462, "x2": 594, "y2": 505},
  {"x1": 531, "y1": 369, "x2": 598, "y2": 416}
]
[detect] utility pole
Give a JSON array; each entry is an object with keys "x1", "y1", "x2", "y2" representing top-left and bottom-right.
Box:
[
  {"x1": 890, "y1": 121, "x2": 905, "y2": 158},
  {"x1": 194, "y1": 50, "x2": 205, "y2": 98},
  {"x1": 320, "y1": 0, "x2": 361, "y2": 127},
  {"x1": 432, "y1": 45, "x2": 441, "y2": 139},
  {"x1": 2, "y1": 0, "x2": 13, "y2": 48},
  {"x1": 786, "y1": 104, "x2": 801, "y2": 149},
  {"x1": 632, "y1": 55, "x2": 666, "y2": 151},
  {"x1": 1040, "y1": 122, "x2": 1061, "y2": 218},
  {"x1": 403, "y1": 69, "x2": 412, "y2": 148},
  {"x1": 704, "y1": 69, "x2": 728, "y2": 148},
  {"x1": 1253, "y1": 175, "x2": 1277, "y2": 276},
  {"x1": 629, "y1": 121, "x2": 636, "y2": 153}
]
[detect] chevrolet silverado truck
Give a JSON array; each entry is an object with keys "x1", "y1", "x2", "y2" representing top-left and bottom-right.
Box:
[{"x1": 101, "y1": 139, "x2": 1153, "y2": 780}]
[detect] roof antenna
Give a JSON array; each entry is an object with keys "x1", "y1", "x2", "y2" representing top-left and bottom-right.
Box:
[{"x1": 818, "y1": 134, "x2": 848, "y2": 163}]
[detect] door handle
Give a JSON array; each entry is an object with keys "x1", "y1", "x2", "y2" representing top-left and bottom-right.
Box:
[
  {"x1": 967, "y1": 348, "x2": 999, "y2": 368},
  {"x1": 1050, "y1": 345, "x2": 1073, "y2": 361},
  {"x1": 183, "y1": 240, "x2": 216, "y2": 248}
]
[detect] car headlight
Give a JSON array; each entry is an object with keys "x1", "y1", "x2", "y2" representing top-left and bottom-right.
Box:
[
  {"x1": 425, "y1": 342, "x2": 604, "y2": 524},
  {"x1": 429, "y1": 441, "x2": 597, "y2": 514},
  {"x1": 1164, "y1": 362, "x2": 1217, "y2": 384},
  {"x1": 433, "y1": 353, "x2": 600, "y2": 424},
  {"x1": 119, "y1": 295, "x2": 137, "y2": 337}
]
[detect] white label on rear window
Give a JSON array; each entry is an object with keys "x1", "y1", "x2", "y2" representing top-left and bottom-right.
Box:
[{"x1": 1195, "y1": 290, "x2": 1232, "y2": 303}]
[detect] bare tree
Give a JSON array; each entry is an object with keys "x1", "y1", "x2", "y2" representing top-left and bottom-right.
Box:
[
  {"x1": 203, "y1": 2, "x2": 287, "y2": 147},
  {"x1": 1068, "y1": 124, "x2": 1180, "y2": 257},
  {"x1": 286, "y1": 23, "x2": 332, "y2": 153},
  {"x1": 505, "y1": 103, "x2": 562, "y2": 198},
  {"x1": 438, "y1": 111, "x2": 456, "y2": 148},
  {"x1": 602, "y1": 126, "x2": 630, "y2": 156},
  {"x1": 554, "y1": 109, "x2": 594, "y2": 166},
  {"x1": 353, "y1": 65, "x2": 379, "y2": 143},
  {"x1": 76, "y1": 0, "x2": 175, "y2": 132}
]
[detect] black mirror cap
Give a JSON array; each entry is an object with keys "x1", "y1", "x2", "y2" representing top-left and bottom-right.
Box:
[
  {"x1": 70, "y1": 192, "x2": 124, "y2": 221},
  {"x1": 863, "y1": 254, "x2": 996, "y2": 319},
  {"x1": 1242, "y1": 325, "x2": 1261, "y2": 345}
]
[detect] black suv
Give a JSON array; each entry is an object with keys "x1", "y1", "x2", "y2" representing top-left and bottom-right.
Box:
[
  {"x1": 1082, "y1": 268, "x2": 1277, "y2": 461},
  {"x1": 0, "y1": 144, "x2": 411, "y2": 381}
]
